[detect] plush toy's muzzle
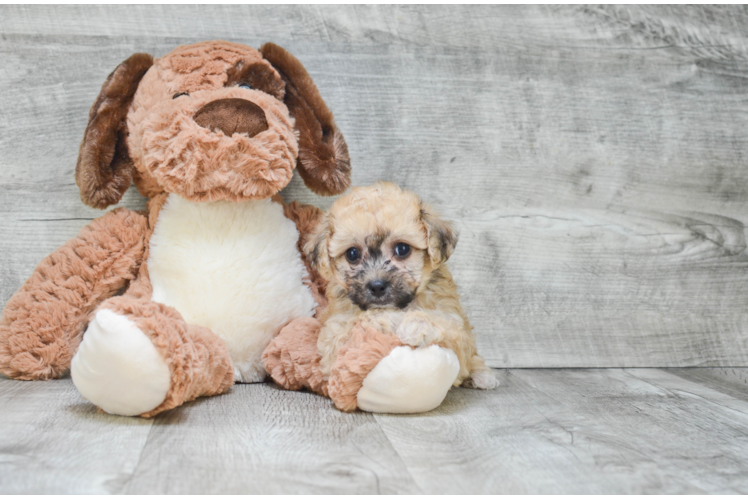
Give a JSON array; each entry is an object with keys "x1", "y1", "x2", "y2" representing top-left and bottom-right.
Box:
[{"x1": 136, "y1": 85, "x2": 298, "y2": 202}]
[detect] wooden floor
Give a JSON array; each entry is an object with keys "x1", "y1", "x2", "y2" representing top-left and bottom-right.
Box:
[{"x1": 1, "y1": 368, "x2": 747, "y2": 494}]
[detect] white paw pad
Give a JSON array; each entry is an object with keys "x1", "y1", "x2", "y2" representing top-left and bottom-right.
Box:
[
  {"x1": 71, "y1": 309, "x2": 171, "y2": 416},
  {"x1": 356, "y1": 345, "x2": 460, "y2": 413}
]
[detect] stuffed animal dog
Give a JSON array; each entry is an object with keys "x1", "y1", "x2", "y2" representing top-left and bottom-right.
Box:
[
  {"x1": 0, "y1": 40, "x2": 350, "y2": 417},
  {"x1": 264, "y1": 182, "x2": 497, "y2": 413}
]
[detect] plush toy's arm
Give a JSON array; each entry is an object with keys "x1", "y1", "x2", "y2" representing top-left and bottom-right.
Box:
[
  {"x1": 264, "y1": 319, "x2": 460, "y2": 414},
  {"x1": 326, "y1": 325, "x2": 404, "y2": 411},
  {"x1": 262, "y1": 318, "x2": 399, "y2": 410},
  {"x1": 330, "y1": 325, "x2": 461, "y2": 413},
  {"x1": 0, "y1": 208, "x2": 148, "y2": 380}
]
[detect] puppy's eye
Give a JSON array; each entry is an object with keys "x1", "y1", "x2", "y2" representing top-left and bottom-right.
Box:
[
  {"x1": 173, "y1": 92, "x2": 189, "y2": 99},
  {"x1": 238, "y1": 83, "x2": 253, "y2": 90},
  {"x1": 345, "y1": 247, "x2": 361, "y2": 264},
  {"x1": 394, "y1": 242, "x2": 411, "y2": 258}
]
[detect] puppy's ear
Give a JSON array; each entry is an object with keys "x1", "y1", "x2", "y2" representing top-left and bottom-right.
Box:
[
  {"x1": 303, "y1": 214, "x2": 332, "y2": 279},
  {"x1": 420, "y1": 204, "x2": 459, "y2": 266},
  {"x1": 260, "y1": 43, "x2": 351, "y2": 197},
  {"x1": 75, "y1": 53, "x2": 153, "y2": 209}
]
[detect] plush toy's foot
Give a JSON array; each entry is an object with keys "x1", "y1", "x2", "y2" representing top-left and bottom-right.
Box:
[
  {"x1": 71, "y1": 297, "x2": 234, "y2": 417},
  {"x1": 328, "y1": 326, "x2": 460, "y2": 413},
  {"x1": 71, "y1": 308, "x2": 171, "y2": 416},
  {"x1": 356, "y1": 345, "x2": 460, "y2": 413}
]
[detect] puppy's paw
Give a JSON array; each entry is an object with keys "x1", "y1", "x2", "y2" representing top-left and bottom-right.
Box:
[
  {"x1": 462, "y1": 369, "x2": 499, "y2": 390},
  {"x1": 395, "y1": 312, "x2": 442, "y2": 347}
]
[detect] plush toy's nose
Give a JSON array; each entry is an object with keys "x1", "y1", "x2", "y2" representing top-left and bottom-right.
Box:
[{"x1": 193, "y1": 98, "x2": 269, "y2": 138}]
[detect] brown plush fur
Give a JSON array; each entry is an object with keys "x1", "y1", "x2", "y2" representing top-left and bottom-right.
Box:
[
  {"x1": 0, "y1": 209, "x2": 148, "y2": 379},
  {"x1": 76, "y1": 53, "x2": 153, "y2": 209},
  {"x1": 260, "y1": 43, "x2": 351, "y2": 197},
  {"x1": 121, "y1": 193, "x2": 170, "y2": 301},
  {"x1": 135, "y1": 86, "x2": 298, "y2": 202},
  {"x1": 326, "y1": 325, "x2": 403, "y2": 411},
  {"x1": 262, "y1": 317, "x2": 328, "y2": 397},
  {"x1": 282, "y1": 200, "x2": 328, "y2": 313},
  {"x1": 100, "y1": 296, "x2": 234, "y2": 417},
  {"x1": 262, "y1": 318, "x2": 404, "y2": 412},
  {"x1": 76, "y1": 40, "x2": 350, "y2": 208},
  {"x1": 125, "y1": 42, "x2": 298, "y2": 203},
  {"x1": 226, "y1": 61, "x2": 286, "y2": 101}
]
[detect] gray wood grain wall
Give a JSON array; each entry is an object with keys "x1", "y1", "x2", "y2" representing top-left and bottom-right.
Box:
[{"x1": 1, "y1": 5, "x2": 747, "y2": 368}]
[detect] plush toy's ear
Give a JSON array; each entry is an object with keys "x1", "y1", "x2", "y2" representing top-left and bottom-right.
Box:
[
  {"x1": 260, "y1": 43, "x2": 351, "y2": 197},
  {"x1": 420, "y1": 204, "x2": 459, "y2": 266},
  {"x1": 75, "y1": 53, "x2": 153, "y2": 209},
  {"x1": 303, "y1": 214, "x2": 332, "y2": 279}
]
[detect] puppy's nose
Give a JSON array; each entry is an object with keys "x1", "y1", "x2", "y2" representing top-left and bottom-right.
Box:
[
  {"x1": 193, "y1": 98, "x2": 269, "y2": 138},
  {"x1": 367, "y1": 279, "x2": 388, "y2": 298}
]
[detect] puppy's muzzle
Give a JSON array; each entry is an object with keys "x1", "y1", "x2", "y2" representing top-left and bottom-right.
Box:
[{"x1": 193, "y1": 98, "x2": 269, "y2": 138}]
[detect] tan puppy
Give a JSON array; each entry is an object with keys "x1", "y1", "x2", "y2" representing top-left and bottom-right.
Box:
[{"x1": 306, "y1": 182, "x2": 497, "y2": 389}]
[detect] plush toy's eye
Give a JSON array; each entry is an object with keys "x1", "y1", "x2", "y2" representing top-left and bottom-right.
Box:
[
  {"x1": 394, "y1": 242, "x2": 411, "y2": 258},
  {"x1": 238, "y1": 83, "x2": 253, "y2": 90},
  {"x1": 173, "y1": 92, "x2": 189, "y2": 99},
  {"x1": 345, "y1": 247, "x2": 361, "y2": 264}
]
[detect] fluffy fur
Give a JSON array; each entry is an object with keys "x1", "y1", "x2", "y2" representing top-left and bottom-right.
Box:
[
  {"x1": 138, "y1": 86, "x2": 299, "y2": 202},
  {"x1": 260, "y1": 43, "x2": 351, "y2": 197},
  {"x1": 77, "y1": 296, "x2": 235, "y2": 417},
  {"x1": 326, "y1": 324, "x2": 404, "y2": 411},
  {"x1": 262, "y1": 317, "x2": 329, "y2": 397},
  {"x1": 71, "y1": 308, "x2": 172, "y2": 417},
  {"x1": 1, "y1": 41, "x2": 350, "y2": 418},
  {"x1": 106, "y1": 296, "x2": 236, "y2": 417},
  {"x1": 282, "y1": 200, "x2": 328, "y2": 313},
  {"x1": 99, "y1": 40, "x2": 351, "y2": 207},
  {"x1": 76, "y1": 53, "x2": 153, "y2": 209},
  {"x1": 307, "y1": 182, "x2": 497, "y2": 388},
  {"x1": 263, "y1": 316, "x2": 427, "y2": 412},
  {"x1": 0, "y1": 208, "x2": 148, "y2": 379},
  {"x1": 148, "y1": 194, "x2": 316, "y2": 382},
  {"x1": 225, "y1": 60, "x2": 286, "y2": 101}
]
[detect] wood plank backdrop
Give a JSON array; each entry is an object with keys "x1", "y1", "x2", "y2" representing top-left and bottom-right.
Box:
[{"x1": 1, "y1": 5, "x2": 747, "y2": 368}]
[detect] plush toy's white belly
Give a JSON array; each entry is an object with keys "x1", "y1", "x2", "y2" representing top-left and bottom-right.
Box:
[{"x1": 147, "y1": 194, "x2": 316, "y2": 383}]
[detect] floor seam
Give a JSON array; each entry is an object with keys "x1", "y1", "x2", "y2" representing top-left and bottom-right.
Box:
[
  {"x1": 371, "y1": 413, "x2": 425, "y2": 494},
  {"x1": 116, "y1": 417, "x2": 157, "y2": 494}
]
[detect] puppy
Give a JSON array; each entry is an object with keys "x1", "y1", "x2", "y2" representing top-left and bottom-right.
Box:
[{"x1": 305, "y1": 182, "x2": 498, "y2": 389}]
